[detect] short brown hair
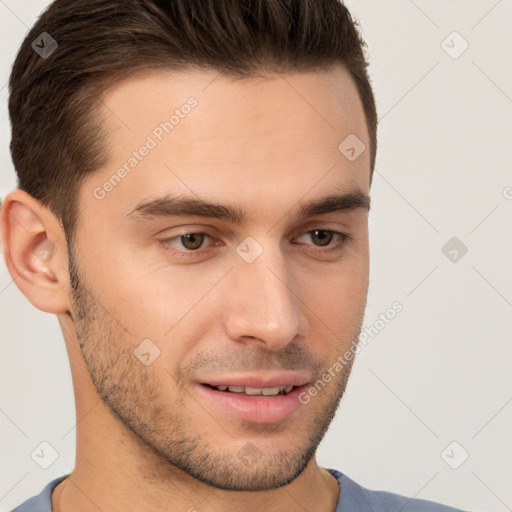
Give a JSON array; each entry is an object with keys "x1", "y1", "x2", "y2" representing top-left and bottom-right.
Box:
[{"x1": 9, "y1": 0, "x2": 377, "y2": 241}]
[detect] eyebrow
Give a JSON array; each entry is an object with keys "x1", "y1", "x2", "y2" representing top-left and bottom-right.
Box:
[{"x1": 126, "y1": 190, "x2": 370, "y2": 224}]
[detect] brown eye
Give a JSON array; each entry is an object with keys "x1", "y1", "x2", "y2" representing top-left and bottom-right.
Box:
[
  {"x1": 158, "y1": 230, "x2": 218, "y2": 259},
  {"x1": 178, "y1": 233, "x2": 207, "y2": 250},
  {"x1": 309, "y1": 230, "x2": 334, "y2": 247},
  {"x1": 293, "y1": 229, "x2": 349, "y2": 254}
]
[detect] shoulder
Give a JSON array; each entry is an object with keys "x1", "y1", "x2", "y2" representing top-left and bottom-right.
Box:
[
  {"x1": 8, "y1": 475, "x2": 67, "y2": 512},
  {"x1": 327, "y1": 469, "x2": 470, "y2": 512}
]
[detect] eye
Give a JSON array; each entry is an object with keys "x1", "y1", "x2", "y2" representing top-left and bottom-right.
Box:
[
  {"x1": 158, "y1": 228, "x2": 349, "y2": 259},
  {"x1": 161, "y1": 232, "x2": 213, "y2": 253},
  {"x1": 294, "y1": 229, "x2": 349, "y2": 251}
]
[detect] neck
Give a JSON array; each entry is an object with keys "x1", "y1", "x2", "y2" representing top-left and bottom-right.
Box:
[
  {"x1": 52, "y1": 456, "x2": 339, "y2": 512},
  {"x1": 52, "y1": 402, "x2": 339, "y2": 512}
]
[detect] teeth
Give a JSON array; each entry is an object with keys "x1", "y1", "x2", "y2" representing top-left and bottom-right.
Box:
[
  {"x1": 260, "y1": 386, "x2": 281, "y2": 396},
  {"x1": 214, "y1": 385, "x2": 294, "y2": 396}
]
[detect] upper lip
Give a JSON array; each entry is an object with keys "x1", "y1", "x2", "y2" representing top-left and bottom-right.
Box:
[{"x1": 201, "y1": 372, "x2": 311, "y2": 389}]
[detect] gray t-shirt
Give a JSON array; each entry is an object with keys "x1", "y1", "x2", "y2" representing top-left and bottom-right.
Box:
[{"x1": 10, "y1": 469, "x2": 468, "y2": 511}]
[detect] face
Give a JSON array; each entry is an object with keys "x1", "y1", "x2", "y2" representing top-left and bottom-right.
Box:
[{"x1": 69, "y1": 65, "x2": 370, "y2": 491}]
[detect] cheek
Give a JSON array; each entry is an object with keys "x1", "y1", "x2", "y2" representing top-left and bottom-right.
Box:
[
  {"x1": 95, "y1": 257, "x2": 224, "y2": 348},
  {"x1": 297, "y1": 259, "x2": 368, "y2": 339}
]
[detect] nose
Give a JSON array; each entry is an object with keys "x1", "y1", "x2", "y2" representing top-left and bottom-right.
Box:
[{"x1": 222, "y1": 241, "x2": 305, "y2": 351}]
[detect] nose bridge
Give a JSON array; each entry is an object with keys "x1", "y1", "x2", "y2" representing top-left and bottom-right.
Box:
[{"x1": 223, "y1": 237, "x2": 303, "y2": 348}]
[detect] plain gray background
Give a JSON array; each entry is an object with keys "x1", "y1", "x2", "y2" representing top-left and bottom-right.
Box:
[{"x1": 1, "y1": 1, "x2": 511, "y2": 511}]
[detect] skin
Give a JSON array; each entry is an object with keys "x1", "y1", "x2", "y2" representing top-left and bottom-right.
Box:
[{"x1": 1, "y1": 64, "x2": 371, "y2": 512}]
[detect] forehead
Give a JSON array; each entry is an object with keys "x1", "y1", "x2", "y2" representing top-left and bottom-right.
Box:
[
  {"x1": 80, "y1": 66, "x2": 370, "y2": 225},
  {"x1": 100, "y1": 65, "x2": 368, "y2": 142}
]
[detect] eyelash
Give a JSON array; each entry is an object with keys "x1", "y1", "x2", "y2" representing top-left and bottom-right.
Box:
[{"x1": 158, "y1": 229, "x2": 350, "y2": 258}]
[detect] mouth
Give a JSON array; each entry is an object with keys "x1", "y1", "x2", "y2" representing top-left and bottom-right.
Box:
[
  {"x1": 202, "y1": 383, "x2": 298, "y2": 396},
  {"x1": 196, "y1": 381, "x2": 310, "y2": 424}
]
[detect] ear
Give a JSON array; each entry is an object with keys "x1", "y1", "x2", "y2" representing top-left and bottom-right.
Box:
[{"x1": 0, "y1": 189, "x2": 71, "y2": 314}]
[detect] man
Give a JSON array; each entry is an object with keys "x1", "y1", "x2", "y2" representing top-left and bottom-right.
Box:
[{"x1": 1, "y1": 0, "x2": 468, "y2": 510}]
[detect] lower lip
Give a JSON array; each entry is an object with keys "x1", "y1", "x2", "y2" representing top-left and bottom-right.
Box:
[{"x1": 196, "y1": 384, "x2": 308, "y2": 424}]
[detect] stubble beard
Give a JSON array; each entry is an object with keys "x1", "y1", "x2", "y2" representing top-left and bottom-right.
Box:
[{"x1": 67, "y1": 244, "x2": 358, "y2": 491}]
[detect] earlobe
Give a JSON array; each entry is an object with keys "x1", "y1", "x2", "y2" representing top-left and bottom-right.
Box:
[{"x1": 0, "y1": 189, "x2": 71, "y2": 314}]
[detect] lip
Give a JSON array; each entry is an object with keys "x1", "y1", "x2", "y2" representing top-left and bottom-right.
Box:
[
  {"x1": 196, "y1": 383, "x2": 309, "y2": 424},
  {"x1": 200, "y1": 372, "x2": 311, "y2": 389}
]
